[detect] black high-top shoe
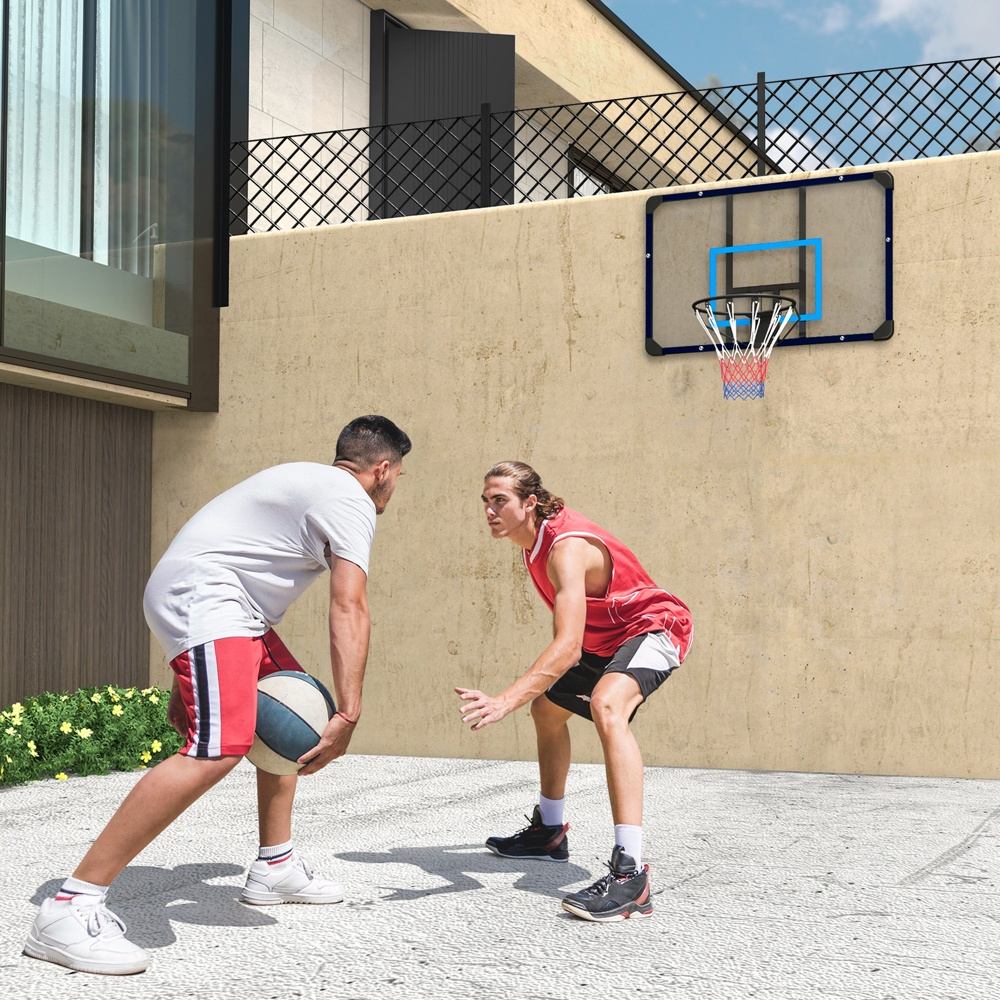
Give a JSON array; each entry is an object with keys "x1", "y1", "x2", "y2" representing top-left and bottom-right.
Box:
[
  {"x1": 561, "y1": 845, "x2": 652, "y2": 921},
  {"x1": 485, "y1": 806, "x2": 570, "y2": 862}
]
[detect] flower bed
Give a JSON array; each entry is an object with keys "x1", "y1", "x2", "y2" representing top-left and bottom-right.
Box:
[{"x1": 0, "y1": 685, "x2": 182, "y2": 786}]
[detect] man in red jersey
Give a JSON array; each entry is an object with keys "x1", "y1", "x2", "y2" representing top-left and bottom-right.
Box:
[{"x1": 456, "y1": 461, "x2": 692, "y2": 922}]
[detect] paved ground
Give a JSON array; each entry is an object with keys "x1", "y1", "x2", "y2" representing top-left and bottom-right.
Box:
[{"x1": 1, "y1": 755, "x2": 997, "y2": 999}]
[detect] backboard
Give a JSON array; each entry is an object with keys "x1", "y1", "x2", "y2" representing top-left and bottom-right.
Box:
[{"x1": 645, "y1": 172, "x2": 894, "y2": 355}]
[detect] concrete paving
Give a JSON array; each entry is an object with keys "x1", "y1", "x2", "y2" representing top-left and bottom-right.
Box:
[{"x1": 1, "y1": 755, "x2": 997, "y2": 1000}]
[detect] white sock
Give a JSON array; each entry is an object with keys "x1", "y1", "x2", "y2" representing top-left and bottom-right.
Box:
[
  {"x1": 258, "y1": 840, "x2": 294, "y2": 865},
  {"x1": 538, "y1": 794, "x2": 565, "y2": 827},
  {"x1": 614, "y1": 824, "x2": 643, "y2": 866},
  {"x1": 55, "y1": 876, "x2": 109, "y2": 903}
]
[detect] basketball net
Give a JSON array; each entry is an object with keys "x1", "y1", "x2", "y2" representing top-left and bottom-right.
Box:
[{"x1": 693, "y1": 295, "x2": 797, "y2": 400}]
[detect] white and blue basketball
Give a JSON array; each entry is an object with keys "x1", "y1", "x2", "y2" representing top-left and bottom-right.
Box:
[{"x1": 247, "y1": 670, "x2": 336, "y2": 775}]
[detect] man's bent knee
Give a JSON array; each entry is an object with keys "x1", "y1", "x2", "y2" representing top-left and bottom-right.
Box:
[
  {"x1": 590, "y1": 691, "x2": 640, "y2": 732},
  {"x1": 590, "y1": 696, "x2": 625, "y2": 727}
]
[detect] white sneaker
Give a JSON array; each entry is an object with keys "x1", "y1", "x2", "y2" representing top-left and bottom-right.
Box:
[
  {"x1": 240, "y1": 854, "x2": 344, "y2": 905},
  {"x1": 23, "y1": 896, "x2": 148, "y2": 975}
]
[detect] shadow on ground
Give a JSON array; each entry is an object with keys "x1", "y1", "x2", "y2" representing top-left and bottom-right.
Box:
[{"x1": 335, "y1": 843, "x2": 593, "y2": 902}]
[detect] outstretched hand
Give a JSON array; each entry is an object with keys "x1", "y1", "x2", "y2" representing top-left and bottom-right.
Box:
[
  {"x1": 455, "y1": 687, "x2": 511, "y2": 732},
  {"x1": 297, "y1": 714, "x2": 355, "y2": 775}
]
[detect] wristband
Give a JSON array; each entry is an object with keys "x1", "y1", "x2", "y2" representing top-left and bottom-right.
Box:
[{"x1": 335, "y1": 711, "x2": 358, "y2": 726}]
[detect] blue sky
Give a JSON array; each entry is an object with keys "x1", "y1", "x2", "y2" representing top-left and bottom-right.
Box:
[{"x1": 602, "y1": 0, "x2": 1000, "y2": 87}]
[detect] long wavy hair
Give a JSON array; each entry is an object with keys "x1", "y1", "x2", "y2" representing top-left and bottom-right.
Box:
[{"x1": 484, "y1": 461, "x2": 564, "y2": 519}]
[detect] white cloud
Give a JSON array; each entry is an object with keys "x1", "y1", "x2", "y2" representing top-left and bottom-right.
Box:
[
  {"x1": 736, "y1": 0, "x2": 1000, "y2": 59},
  {"x1": 869, "y1": 0, "x2": 1000, "y2": 60},
  {"x1": 734, "y1": 1, "x2": 858, "y2": 40},
  {"x1": 765, "y1": 124, "x2": 841, "y2": 171},
  {"x1": 820, "y1": 3, "x2": 852, "y2": 34}
]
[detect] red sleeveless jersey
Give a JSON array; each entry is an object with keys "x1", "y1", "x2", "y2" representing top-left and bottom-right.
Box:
[{"x1": 523, "y1": 506, "x2": 693, "y2": 659}]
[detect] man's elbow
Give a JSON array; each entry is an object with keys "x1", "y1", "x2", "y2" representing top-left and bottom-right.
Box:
[
  {"x1": 558, "y1": 637, "x2": 583, "y2": 667},
  {"x1": 329, "y1": 594, "x2": 368, "y2": 619}
]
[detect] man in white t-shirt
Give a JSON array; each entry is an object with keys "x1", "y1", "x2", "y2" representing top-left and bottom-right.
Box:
[{"x1": 24, "y1": 415, "x2": 411, "y2": 976}]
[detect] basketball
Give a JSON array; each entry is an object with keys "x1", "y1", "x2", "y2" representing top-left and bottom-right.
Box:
[{"x1": 246, "y1": 671, "x2": 337, "y2": 775}]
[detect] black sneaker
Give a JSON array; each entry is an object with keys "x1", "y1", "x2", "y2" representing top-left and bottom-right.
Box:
[
  {"x1": 561, "y1": 845, "x2": 653, "y2": 921},
  {"x1": 485, "y1": 806, "x2": 570, "y2": 862}
]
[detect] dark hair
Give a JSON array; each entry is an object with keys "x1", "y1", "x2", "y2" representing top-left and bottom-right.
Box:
[
  {"x1": 335, "y1": 415, "x2": 411, "y2": 467},
  {"x1": 484, "y1": 461, "x2": 564, "y2": 519}
]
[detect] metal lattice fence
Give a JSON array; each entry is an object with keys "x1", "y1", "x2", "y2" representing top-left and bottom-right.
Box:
[{"x1": 230, "y1": 55, "x2": 1000, "y2": 234}]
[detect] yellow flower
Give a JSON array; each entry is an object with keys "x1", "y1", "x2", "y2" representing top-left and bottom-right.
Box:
[
  {"x1": 59, "y1": 721, "x2": 72, "y2": 734},
  {"x1": 9, "y1": 717, "x2": 21, "y2": 728},
  {"x1": 55, "y1": 772, "x2": 68, "y2": 781},
  {"x1": 148, "y1": 694, "x2": 160, "y2": 705},
  {"x1": 77, "y1": 728, "x2": 93, "y2": 740},
  {"x1": 150, "y1": 740, "x2": 162, "y2": 753},
  {"x1": 60, "y1": 695, "x2": 68, "y2": 701},
  {"x1": 107, "y1": 685, "x2": 116, "y2": 695},
  {"x1": 4, "y1": 727, "x2": 15, "y2": 736},
  {"x1": 136, "y1": 764, "x2": 147, "y2": 770},
  {"x1": 4, "y1": 755, "x2": 11, "y2": 763},
  {"x1": 110, "y1": 692, "x2": 121, "y2": 703},
  {"x1": 112, "y1": 704, "x2": 124, "y2": 717},
  {"x1": 90, "y1": 692, "x2": 102, "y2": 703},
  {"x1": 124, "y1": 689, "x2": 136, "y2": 699},
  {"x1": 11, "y1": 703, "x2": 23, "y2": 714},
  {"x1": 141, "y1": 687, "x2": 153, "y2": 696},
  {"x1": 26, "y1": 740, "x2": 38, "y2": 757},
  {"x1": 140, "y1": 751, "x2": 152, "y2": 763}
]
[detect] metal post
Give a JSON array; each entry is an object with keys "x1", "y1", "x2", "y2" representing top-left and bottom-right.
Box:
[
  {"x1": 79, "y1": 0, "x2": 96, "y2": 260},
  {"x1": 756, "y1": 71, "x2": 767, "y2": 176},
  {"x1": 480, "y1": 102, "x2": 492, "y2": 208},
  {"x1": 212, "y1": 0, "x2": 234, "y2": 308}
]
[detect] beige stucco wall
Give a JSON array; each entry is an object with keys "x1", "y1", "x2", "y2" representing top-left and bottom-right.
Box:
[
  {"x1": 150, "y1": 151, "x2": 1000, "y2": 778},
  {"x1": 380, "y1": 0, "x2": 694, "y2": 106}
]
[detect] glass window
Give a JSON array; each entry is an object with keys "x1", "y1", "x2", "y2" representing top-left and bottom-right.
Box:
[
  {"x1": 2, "y1": 0, "x2": 226, "y2": 402},
  {"x1": 568, "y1": 148, "x2": 628, "y2": 199}
]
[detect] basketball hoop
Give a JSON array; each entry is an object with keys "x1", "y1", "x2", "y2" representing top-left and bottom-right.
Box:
[{"x1": 692, "y1": 294, "x2": 798, "y2": 399}]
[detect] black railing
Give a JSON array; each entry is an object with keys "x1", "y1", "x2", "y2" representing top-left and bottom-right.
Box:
[{"x1": 230, "y1": 55, "x2": 1000, "y2": 234}]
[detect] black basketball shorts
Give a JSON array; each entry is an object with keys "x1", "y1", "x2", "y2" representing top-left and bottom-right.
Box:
[{"x1": 544, "y1": 631, "x2": 682, "y2": 723}]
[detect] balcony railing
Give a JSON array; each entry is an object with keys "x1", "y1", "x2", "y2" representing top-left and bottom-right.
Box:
[{"x1": 229, "y1": 54, "x2": 1000, "y2": 234}]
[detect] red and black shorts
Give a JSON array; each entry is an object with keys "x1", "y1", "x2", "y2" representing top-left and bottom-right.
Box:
[
  {"x1": 545, "y1": 631, "x2": 682, "y2": 723},
  {"x1": 169, "y1": 629, "x2": 304, "y2": 758}
]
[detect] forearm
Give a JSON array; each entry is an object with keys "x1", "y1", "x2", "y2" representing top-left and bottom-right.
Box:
[
  {"x1": 328, "y1": 602, "x2": 370, "y2": 719},
  {"x1": 499, "y1": 638, "x2": 580, "y2": 713}
]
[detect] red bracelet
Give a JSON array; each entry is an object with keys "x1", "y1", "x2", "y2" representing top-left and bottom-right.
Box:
[{"x1": 335, "y1": 711, "x2": 358, "y2": 726}]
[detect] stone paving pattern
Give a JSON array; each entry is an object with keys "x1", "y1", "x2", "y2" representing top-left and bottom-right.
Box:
[{"x1": 2, "y1": 756, "x2": 997, "y2": 999}]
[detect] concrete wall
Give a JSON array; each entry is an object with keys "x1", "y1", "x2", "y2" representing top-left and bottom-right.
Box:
[
  {"x1": 248, "y1": 0, "x2": 370, "y2": 140},
  {"x1": 150, "y1": 151, "x2": 1000, "y2": 778}
]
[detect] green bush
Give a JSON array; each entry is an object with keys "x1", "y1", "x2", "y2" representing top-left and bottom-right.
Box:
[{"x1": 0, "y1": 685, "x2": 182, "y2": 786}]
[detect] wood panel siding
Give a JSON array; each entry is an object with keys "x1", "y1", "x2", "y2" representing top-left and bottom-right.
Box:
[{"x1": 1, "y1": 383, "x2": 152, "y2": 705}]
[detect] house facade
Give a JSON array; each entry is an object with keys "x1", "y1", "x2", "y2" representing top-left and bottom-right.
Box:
[{"x1": 1, "y1": 0, "x2": 721, "y2": 705}]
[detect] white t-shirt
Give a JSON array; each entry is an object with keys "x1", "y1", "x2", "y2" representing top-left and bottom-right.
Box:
[{"x1": 143, "y1": 463, "x2": 376, "y2": 660}]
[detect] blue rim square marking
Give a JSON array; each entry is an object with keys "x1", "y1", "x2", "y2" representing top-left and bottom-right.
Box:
[{"x1": 708, "y1": 238, "x2": 823, "y2": 326}]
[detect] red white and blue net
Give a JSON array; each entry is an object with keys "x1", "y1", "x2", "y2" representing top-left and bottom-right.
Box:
[{"x1": 693, "y1": 295, "x2": 797, "y2": 400}]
